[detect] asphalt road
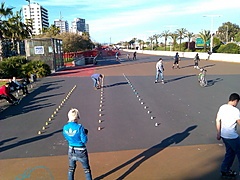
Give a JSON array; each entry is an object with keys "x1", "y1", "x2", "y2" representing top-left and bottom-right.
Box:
[{"x1": 1, "y1": 51, "x2": 240, "y2": 179}]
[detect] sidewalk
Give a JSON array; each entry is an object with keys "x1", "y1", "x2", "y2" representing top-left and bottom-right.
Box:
[{"x1": 0, "y1": 144, "x2": 230, "y2": 180}]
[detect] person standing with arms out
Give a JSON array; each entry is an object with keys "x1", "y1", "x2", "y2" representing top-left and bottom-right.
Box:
[
  {"x1": 172, "y1": 52, "x2": 180, "y2": 69},
  {"x1": 194, "y1": 53, "x2": 200, "y2": 69},
  {"x1": 63, "y1": 108, "x2": 93, "y2": 180},
  {"x1": 133, "y1": 51, "x2": 137, "y2": 60},
  {"x1": 91, "y1": 74, "x2": 104, "y2": 90},
  {"x1": 216, "y1": 93, "x2": 240, "y2": 178},
  {"x1": 155, "y1": 58, "x2": 165, "y2": 84}
]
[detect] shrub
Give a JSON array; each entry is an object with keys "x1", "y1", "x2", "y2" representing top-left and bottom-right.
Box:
[
  {"x1": 0, "y1": 56, "x2": 51, "y2": 79},
  {"x1": 217, "y1": 43, "x2": 240, "y2": 54}
]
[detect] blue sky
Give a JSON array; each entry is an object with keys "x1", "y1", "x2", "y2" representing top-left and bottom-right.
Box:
[{"x1": 3, "y1": 0, "x2": 240, "y2": 43}]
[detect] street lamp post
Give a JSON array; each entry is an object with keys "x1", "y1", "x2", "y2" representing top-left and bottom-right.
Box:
[
  {"x1": 225, "y1": 25, "x2": 228, "y2": 43},
  {"x1": 26, "y1": 0, "x2": 32, "y2": 38},
  {"x1": 203, "y1": 15, "x2": 221, "y2": 53}
]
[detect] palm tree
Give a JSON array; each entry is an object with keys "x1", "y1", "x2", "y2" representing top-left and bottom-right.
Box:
[
  {"x1": 137, "y1": 39, "x2": 144, "y2": 50},
  {"x1": 7, "y1": 10, "x2": 31, "y2": 55},
  {"x1": 186, "y1": 31, "x2": 194, "y2": 50},
  {"x1": 169, "y1": 33, "x2": 178, "y2": 51},
  {"x1": 161, "y1": 30, "x2": 170, "y2": 51},
  {"x1": 176, "y1": 28, "x2": 187, "y2": 51},
  {"x1": 0, "y1": 2, "x2": 13, "y2": 60},
  {"x1": 148, "y1": 36, "x2": 154, "y2": 50},
  {"x1": 153, "y1": 34, "x2": 161, "y2": 47},
  {"x1": 199, "y1": 30, "x2": 211, "y2": 52}
]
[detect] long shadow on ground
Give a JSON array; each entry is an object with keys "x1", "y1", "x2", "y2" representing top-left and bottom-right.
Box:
[{"x1": 95, "y1": 125, "x2": 197, "y2": 180}]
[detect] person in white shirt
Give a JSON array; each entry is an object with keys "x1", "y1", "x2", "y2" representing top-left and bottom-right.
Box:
[
  {"x1": 155, "y1": 58, "x2": 164, "y2": 84},
  {"x1": 12, "y1": 77, "x2": 29, "y2": 96},
  {"x1": 216, "y1": 93, "x2": 240, "y2": 178}
]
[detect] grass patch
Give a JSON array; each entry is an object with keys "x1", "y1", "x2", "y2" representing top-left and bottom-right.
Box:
[{"x1": 0, "y1": 81, "x2": 7, "y2": 86}]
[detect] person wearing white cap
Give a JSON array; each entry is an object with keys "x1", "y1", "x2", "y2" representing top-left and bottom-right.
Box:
[{"x1": 63, "y1": 108, "x2": 92, "y2": 180}]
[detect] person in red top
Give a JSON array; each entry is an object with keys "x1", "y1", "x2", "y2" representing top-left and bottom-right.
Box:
[{"x1": 0, "y1": 83, "x2": 18, "y2": 104}]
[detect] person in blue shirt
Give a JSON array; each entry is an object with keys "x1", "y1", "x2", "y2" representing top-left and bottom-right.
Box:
[
  {"x1": 91, "y1": 73, "x2": 104, "y2": 90},
  {"x1": 63, "y1": 108, "x2": 92, "y2": 180}
]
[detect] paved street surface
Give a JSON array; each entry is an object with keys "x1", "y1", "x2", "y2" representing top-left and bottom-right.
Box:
[{"x1": 1, "y1": 51, "x2": 240, "y2": 180}]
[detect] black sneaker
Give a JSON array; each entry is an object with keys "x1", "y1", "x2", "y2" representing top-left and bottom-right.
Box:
[{"x1": 221, "y1": 170, "x2": 237, "y2": 178}]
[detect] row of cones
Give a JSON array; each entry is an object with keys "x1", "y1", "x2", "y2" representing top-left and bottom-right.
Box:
[{"x1": 38, "y1": 85, "x2": 77, "y2": 135}]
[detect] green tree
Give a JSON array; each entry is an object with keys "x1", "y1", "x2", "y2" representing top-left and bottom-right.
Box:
[
  {"x1": 6, "y1": 10, "x2": 31, "y2": 55},
  {"x1": 176, "y1": 28, "x2": 187, "y2": 51},
  {"x1": 153, "y1": 34, "x2": 161, "y2": 47},
  {"x1": 0, "y1": 2, "x2": 13, "y2": 60},
  {"x1": 148, "y1": 36, "x2": 154, "y2": 50},
  {"x1": 199, "y1": 30, "x2": 211, "y2": 52},
  {"x1": 161, "y1": 30, "x2": 170, "y2": 51},
  {"x1": 169, "y1": 33, "x2": 178, "y2": 51},
  {"x1": 186, "y1": 31, "x2": 194, "y2": 50},
  {"x1": 217, "y1": 43, "x2": 239, "y2": 54},
  {"x1": 235, "y1": 31, "x2": 240, "y2": 42},
  {"x1": 37, "y1": 25, "x2": 60, "y2": 38},
  {"x1": 217, "y1": 22, "x2": 240, "y2": 43}
]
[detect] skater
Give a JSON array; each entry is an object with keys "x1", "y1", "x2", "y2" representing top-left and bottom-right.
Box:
[
  {"x1": 172, "y1": 52, "x2": 180, "y2": 69},
  {"x1": 127, "y1": 53, "x2": 130, "y2": 60},
  {"x1": 12, "y1": 76, "x2": 29, "y2": 96},
  {"x1": 91, "y1": 73, "x2": 104, "y2": 90},
  {"x1": 133, "y1": 51, "x2": 137, "y2": 60},
  {"x1": 194, "y1": 53, "x2": 200, "y2": 69},
  {"x1": 155, "y1": 58, "x2": 165, "y2": 84},
  {"x1": 63, "y1": 108, "x2": 92, "y2": 180},
  {"x1": 115, "y1": 52, "x2": 119, "y2": 61},
  {"x1": 216, "y1": 93, "x2": 240, "y2": 178},
  {"x1": 0, "y1": 83, "x2": 19, "y2": 105}
]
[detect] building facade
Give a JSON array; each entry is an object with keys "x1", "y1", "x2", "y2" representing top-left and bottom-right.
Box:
[
  {"x1": 22, "y1": 3, "x2": 49, "y2": 35},
  {"x1": 54, "y1": 19, "x2": 69, "y2": 33},
  {"x1": 70, "y1": 18, "x2": 86, "y2": 33}
]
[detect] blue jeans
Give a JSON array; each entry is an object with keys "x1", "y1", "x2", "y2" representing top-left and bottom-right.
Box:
[
  {"x1": 221, "y1": 137, "x2": 240, "y2": 172},
  {"x1": 91, "y1": 77, "x2": 98, "y2": 87},
  {"x1": 68, "y1": 148, "x2": 92, "y2": 180},
  {"x1": 155, "y1": 70, "x2": 164, "y2": 81}
]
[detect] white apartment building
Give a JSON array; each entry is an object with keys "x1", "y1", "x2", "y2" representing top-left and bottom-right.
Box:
[
  {"x1": 54, "y1": 19, "x2": 69, "y2": 33},
  {"x1": 85, "y1": 24, "x2": 89, "y2": 33},
  {"x1": 70, "y1": 18, "x2": 86, "y2": 34},
  {"x1": 22, "y1": 3, "x2": 49, "y2": 35}
]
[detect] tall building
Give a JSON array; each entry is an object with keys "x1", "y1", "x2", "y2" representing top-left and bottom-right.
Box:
[
  {"x1": 22, "y1": 3, "x2": 49, "y2": 35},
  {"x1": 54, "y1": 19, "x2": 69, "y2": 33},
  {"x1": 70, "y1": 18, "x2": 86, "y2": 33},
  {"x1": 85, "y1": 24, "x2": 89, "y2": 33}
]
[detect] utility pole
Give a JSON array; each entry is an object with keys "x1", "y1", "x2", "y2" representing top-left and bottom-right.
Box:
[
  {"x1": 225, "y1": 25, "x2": 228, "y2": 43},
  {"x1": 203, "y1": 15, "x2": 221, "y2": 53},
  {"x1": 26, "y1": 0, "x2": 32, "y2": 38}
]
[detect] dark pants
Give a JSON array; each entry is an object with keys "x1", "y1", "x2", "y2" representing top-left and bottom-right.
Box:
[
  {"x1": 0, "y1": 94, "x2": 17, "y2": 104},
  {"x1": 221, "y1": 137, "x2": 240, "y2": 172}
]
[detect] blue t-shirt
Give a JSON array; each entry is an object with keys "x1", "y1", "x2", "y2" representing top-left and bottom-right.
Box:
[
  {"x1": 91, "y1": 74, "x2": 100, "y2": 79},
  {"x1": 63, "y1": 122, "x2": 88, "y2": 147}
]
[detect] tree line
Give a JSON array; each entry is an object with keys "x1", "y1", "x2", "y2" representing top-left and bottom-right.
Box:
[{"x1": 120, "y1": 22, "x2": 240, "y2": 54}]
